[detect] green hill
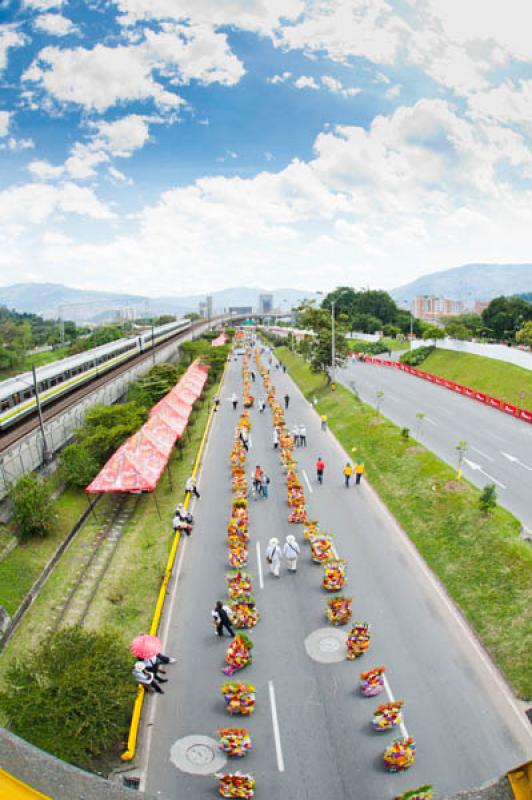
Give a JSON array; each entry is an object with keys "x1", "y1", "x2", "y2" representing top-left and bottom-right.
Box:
[{"x1": 420, "y1": 349, "x2": 532, "y2": 408}]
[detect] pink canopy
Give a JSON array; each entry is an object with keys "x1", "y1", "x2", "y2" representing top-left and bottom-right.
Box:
[
  {"x1": 211, "y1": 333, "x2": 227, "y2": 346},
  {"x1": 86, "y1": 361, "x2": 209, "y2": 494}
]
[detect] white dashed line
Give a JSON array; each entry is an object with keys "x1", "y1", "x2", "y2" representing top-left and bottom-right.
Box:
[
  {"x1": 302, "y1": 469, "x2": 313, "y2": 494},
  {"x1": 256, "y1": 540, "x2": 264, "y2": 589},
  {"x1": 268, "y1": 680, "x2": 285, "y2": 772}
]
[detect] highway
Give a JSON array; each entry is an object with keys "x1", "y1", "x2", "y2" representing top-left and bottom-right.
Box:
[
  {"x1": 140, "y1": 353, "x2": 531, "y2": 800},
  {"x1": 338, "y1": 358, "x2": 532, "y2": 530}
]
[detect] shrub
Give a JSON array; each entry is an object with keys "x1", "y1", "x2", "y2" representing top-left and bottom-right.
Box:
[
  {"x1": 59, "y1": 443, "x2": 100, "y2": 488},
  {"x1": 10, "y1": 474, "x2": 57, "y2": 540},
  {"x1": 400, "y1": 345, "x2": 435, "y2": 366},
  {"x1": 479, "y1": 484, "x2": 497, "y2": 514},
  {"x1": 0, "y1": 627, "x2": 134, "y2": 770},
  {"x1": 401, "y1": 427, "x2": 410, "y2": 440}
]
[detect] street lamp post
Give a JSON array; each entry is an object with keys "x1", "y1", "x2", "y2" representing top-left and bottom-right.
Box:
[{"x1": 331, "y1": 298, "x2": 336, "y2": 385}]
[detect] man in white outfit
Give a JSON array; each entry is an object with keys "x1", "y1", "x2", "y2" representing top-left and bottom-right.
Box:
[
  {"x1": 266, "y1": 537, "x2": 282, "y2": 577},
  {"x1": 283, "y1": 535, "x2": 301, "y2": 572}
]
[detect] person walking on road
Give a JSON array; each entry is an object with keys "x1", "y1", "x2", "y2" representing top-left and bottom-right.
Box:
[
  {"x1": 316, "y1": 457, "x2": 325, "y2": 484},
  {"x1": 320, "y1": 413, "x2": 328, "y2": 431},
  {"x1": 253, "y1": 465, "x2": 263, "y2": 494},
  {"x1": 186, "y1": 475, "x2": 200, "y2": 499},
  {"x1": 212, "y1": 601, "x2": 235, "y2": 637},
  {"x1": 292, "y1": 425, "x2": 300, "y2": 446},
  {"x1": 214, "y1": 395, "x2": 220, "y2": 412},
  {"x1": 231, "y1": 392, "x2": 238, "y2": 410},
  {"x1": 343, "y1": 462, "x2": 353, "y2": 488},
  {"x1": 266, "y1": 537, "x2": 282, "y2": 577},
  {"x1": 273, "y1": 428, "x2": 279, "y2": 449},
  {"x1": 283, "y1": 534, "x2": 300, "y2": 572},
  {"x1": 260, "y1": 472, "x2": 270, "y2": 498},
  {"x1": 299, "y1": 425, "x2": 307, "y2": 447},
  {"x1": 284, "y1": 393, "x2": 290, "y2": 409},
  {"x1": 355, "y1": 460, "x2": 365, "y2": 485},
  {"x1": 251, "y1": 370, "x2": 256, "y2": 382},
  {"x1": 259, "y1": 398, "x2": 266, "y2": 413}
]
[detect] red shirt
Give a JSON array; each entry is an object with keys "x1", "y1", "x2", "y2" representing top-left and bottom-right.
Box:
[{"x1": 316, "y1": 459, "x2": 325, "y2": 472}]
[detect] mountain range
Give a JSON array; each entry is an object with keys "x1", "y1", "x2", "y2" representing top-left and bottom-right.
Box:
[
  {"x1": 390, "y1": 263, "x2": 532, "y2": 305},
  {"x1": 0, "y1": 284, "x2": 318, "y2": 322}
]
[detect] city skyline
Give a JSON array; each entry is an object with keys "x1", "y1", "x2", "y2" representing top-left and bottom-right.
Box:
[{"x1": 0, "y1": 1, "x2": 531, "y2": 297}]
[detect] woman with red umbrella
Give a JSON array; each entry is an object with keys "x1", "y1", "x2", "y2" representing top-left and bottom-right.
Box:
[{"x1": 130, "y1": 635, "x2": 176, "y2": 680}]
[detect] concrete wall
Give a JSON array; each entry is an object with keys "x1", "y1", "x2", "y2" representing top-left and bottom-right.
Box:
[
  {"x1": 0, "y1": 320, "x2": 222, "y2": 501},
  {"x1": 348, "y1": 331, "x2": 380, "y2": 342},
  {"x1": 411, "y1": 337, "x2": 532, "y2": 370}
]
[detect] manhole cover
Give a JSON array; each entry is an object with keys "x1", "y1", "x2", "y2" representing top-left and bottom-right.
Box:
[
  {"x1": 305, "y1": 627, "x2": 347, "y2": 663},
  {"x1": 186, "y1": 743, "x2": 215, "y2": 765},
  {"x1": 319, "y1": 636, "x2": 342, "y2": 653},
  {"x1": 170, "y1": 735, "x2": 226, "y2": 775}
]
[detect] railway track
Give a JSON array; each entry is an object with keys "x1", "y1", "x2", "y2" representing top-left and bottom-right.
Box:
[
  {"x1": 50, "y1": 493, "x2": 139, "y2": 631},
  {"x1": 0, "y1": 317, "x2": 223, "y2": 453}
]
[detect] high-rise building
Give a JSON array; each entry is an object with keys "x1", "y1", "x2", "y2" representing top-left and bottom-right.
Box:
[
  {"x1": 473, "y1": 300, "x2": 490, "y2": 315},
  {"x1": 411, "y1": 295, "x2": 464, "y2": 321},
  {"x1": 206, "y1": 295, "x2": 213, "y2": 319},
  {"x1": 199, "y1": 301, "x2": 207, "y2": 318},
  {"x1": 258, "y1": 293, "x2": 274, "y2": 314}
]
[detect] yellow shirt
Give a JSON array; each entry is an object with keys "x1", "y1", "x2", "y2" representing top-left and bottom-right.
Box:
[
  {"x1": 355, "y1": 463, "x2": 365, "y2": 474},
  {"x1": 343, "y1": 465, "x2": 353, "y2": 476},
  {"x1": 320, "y1": 414, "x2": 328, "y2": 422}
]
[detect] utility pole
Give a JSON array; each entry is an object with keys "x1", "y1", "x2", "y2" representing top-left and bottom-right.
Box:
[
  {"x1": 32, "y1": 364, "x2": 52, "y2": 463},
  {"x1": 152, "y1": 324, "x2": 156, "y2": 365},
  {"x1": 331, "y1": 299, "x2": 336, "y2": 385}
]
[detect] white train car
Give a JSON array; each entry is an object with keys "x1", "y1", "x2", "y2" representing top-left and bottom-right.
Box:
[{"x1": 0, "y1": 317, "x2": 191, "y2": 430}]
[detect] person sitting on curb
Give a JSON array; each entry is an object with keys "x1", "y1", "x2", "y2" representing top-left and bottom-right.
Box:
[
  {"x1": 132, "y1": 661, "x2": 166, "y2": 694},
  {"x1": 186, "y1": 475, "x2": 200, "y2": 499}
]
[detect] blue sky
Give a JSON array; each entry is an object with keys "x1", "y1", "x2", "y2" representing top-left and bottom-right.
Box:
[{"x1": 0, "y1": 0, "x2": 531, "y2": 297}]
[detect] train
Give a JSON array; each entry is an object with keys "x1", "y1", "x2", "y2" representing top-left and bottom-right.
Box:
[{"x1": 0, "y1": 318, "x2": 192, "y2": 431}]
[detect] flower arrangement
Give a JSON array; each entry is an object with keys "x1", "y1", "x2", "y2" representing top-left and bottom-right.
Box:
[
  {"x1": 226, "y1": 570, "x2": 253, "y2": 599},
  {"x1": 223, "y1": 634, "x2": 254, "y2": 675},
  {"x1": 230, "y1": 598, "x2": 260, "y2": 629},
  {"x1": 372, "y1": 701, "x2": 404, "y2": 731},
  {"x1": 232, "y1": 476, "x2": 248, "y2": 494},
  {"x1": 359, "y1": 666, "x2": 385, "y2": 697},
  {"x1": 287, "y1": 487, "x2": 305, "y2": 507},
  {"x1": 346, "y1": 623, "x2": 371, "y2": 659},
  {"x1": 216, "y1": 772, "x2": 255, "y2": 798},
  {"x1": 288, "y1": 506, "x2": 307, "y2": 524},
  {"x1": 310, "y1": 535, "x2": 334, "y2": 563},
  {"x1": 303, "y1": 521, "x2": 320, "y2": 542},
  {"x1": 395, "y1": 786, "x2": 433, "y2": 800},
  {"x1": 228, "y1": 531, "x2": 249, "y2": 549},
  {"x1": 217, "y1": 728, "x2": 252, "y2": 758},
  {"x1": 383, "y1": 738, "x2": 416, "y2": 772},
  {"x1": 243, "y1": 395, "x2": 254, "y2": 408},
  {"x1": 221, "y1": 682, "x2": 256, "y2": 715},
  {"x1": 327, "y1": 595, "x2": 352, "y2": 625},
  {"x1": 228, "y1": 544, "x2": 248, "y2": 568},
  {"x1": 239, "y1": 412, "x2": 251, "y2": 430},
  {"x1": 322, "y1": 560, "x2": 347, "y2": 591}
]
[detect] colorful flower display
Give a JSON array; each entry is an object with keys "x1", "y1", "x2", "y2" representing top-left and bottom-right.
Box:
[
  {"x1": 346, "y1": 623, "x2": 371, "y2": 659},
  {"x1": 327, "y1": 595, "x2": 352, "y2": 625},
  {"x1": 395, "y1": 786, "x2": 433, "y2": 800},
  {"x1": 310, "y1": 535, "x2": 335, "y2": 563},
  {"x1": 226, "y1": 570, "x2": 253, "y2": 599},
  {"x1": 228, "y1": 544, "x2": 248, "y2": 568},
  {"x1": 383, "y1": 737, "x2": 416, "y2": 772},
  {"x1": 372, "y1": 701, "x2": 404, "y2": 731},
  {"x1": 216, "y1": 772, "x2": 255, "y2": 798},
  {"x1": 230, "y1": 599, "x2": 260, "y2": 629},
  {"x1": 322, "y1": 560, "x2": 347, "y2": 591},
  {"x1": 303, "y1": 521, "x2": 320, "y2": 542},
  {"x1": 288, "y1": 506, "x2": 307, "y2": 524},
  {"x1": 223, "y1": 634, "x2": 254, "y2": 676},
  {"x1": 359, "y1": 666, "x2": 386, "y2": 697},
  {"x1": 217, "y1": 728, "x2": 252, "y2": 758},
  {"x1": 221, "y1": 682, "x2": 256, "y2": 715}
]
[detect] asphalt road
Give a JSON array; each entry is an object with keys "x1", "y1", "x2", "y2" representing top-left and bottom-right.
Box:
[
  {"x1": 141, "y1": 353, "x2": 531, "y2": 800},
  {"x1": 338, "y1": 358, "x2": 532, "y2": 529}
]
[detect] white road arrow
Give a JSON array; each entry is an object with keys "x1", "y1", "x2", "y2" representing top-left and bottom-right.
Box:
[
  {"x1": 464, "y1": 458, "x2": 507, "y2": 490},
  {"x1": 501, "y1": 451, "x2": 532, "y2": 471}
]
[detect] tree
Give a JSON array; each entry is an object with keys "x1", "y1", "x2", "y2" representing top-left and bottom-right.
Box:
[
  {"x1": 481, "y1": 296, "x2": 532, "y2": 341},
  {"x1": 479, "y1": 483, "x2": 497, "y2": 514},
  {"x1": 516, "y1": 320, "x2": 532, "y2": 348},
  {"x1": 444, "y1": 320, "x2": 470, "y2": 340},
  {"x1": 78, "y1": 403, "x2": 148, "y2": 462},
  {"x1": 294, "y1": 300, "x2": 330, "y2": 332},
  {"x1": 422, "y1": 325, "x2": 445, "y2": 341},
  {"x1": 310, "y1": 328, "x2": 349, "y2": 379},
  {"x1": 185, "y1": 312, "x2": 200, "y2": 321},
  {"x1": 59, "y1": 443, "x2": 101, "y2": 488},
  {"x1": 155, "y1": 314, "x2": 176, "y2": 325},
  {"x1": 0, "y1": 627, "x2": 134, "y2": 769},
  {"x1": 10, "y1": 474, "x2": 57, "y2": 540},
  {"x1": 128, "y1": 363, "x2": 183, "y2": 409}
]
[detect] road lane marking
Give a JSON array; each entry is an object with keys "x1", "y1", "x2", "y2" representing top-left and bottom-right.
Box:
[
  {"x1": 268, "y1": 680, "x2": 285, "y2": 772},
  {"x1": 471, "y1": 446, "x2": 494, "y2": 462},
  {"x1": 424, "y1": 416, "x2": 438, "y2": 426},
  {"x1": 382, "y1": 674, "x2": 409, "y2": 740},
  {"x1": 256, "y1": 541, "x2": 264, "y2": 589},
  {"x1": 302, "y1": 469, "x2": 313, "y2": 494},
  {"x1": 501, "y1": 451, "x2": 532, "y2": 471},
  {"x1": 463, "y1": 458, "x2": 507, "y2": 489}
]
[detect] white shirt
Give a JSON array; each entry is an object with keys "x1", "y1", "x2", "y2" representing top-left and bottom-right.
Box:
[{"x1": 283, "y1": 540, "x2": 300, "y2": 559}]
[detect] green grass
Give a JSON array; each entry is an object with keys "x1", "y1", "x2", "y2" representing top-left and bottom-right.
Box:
[
  {"x1": 275, "y1": 347, "x2": 532, "y2": 698},
  {"x1": 419, "y1": 348, "x2": 532, "y2": 408},
  {"x1": 0, "y1": 487, "x2": 89, "y2": 616},
  {"x1": 0, "y1": 346, "x2": 71, "y2": 381},
  {"x1": 379, "y1": 337, "x2": 408, "y2": 351}
]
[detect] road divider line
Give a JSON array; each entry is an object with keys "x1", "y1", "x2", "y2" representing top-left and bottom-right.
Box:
[
  {"x1": 302, "y1": 469, "x2": 313, "y2": 494},
  {"x1": 463, "y1": 458, "x2": 507, "y2": 490},
  {"x1": 256, "y1": 541, "x2": 264, "y2": 589},
  {"x1": 471, "y1": 446, "x2": 494, "y2": 462},
  {"x1": 268, "y1": 680, "x2": 285, "y2": 773},
  {"x1": 501, "y1": 451, "x2": 532, "y2": 471},
  {"x1": 424, "y1": 416, "x2": 438, "y2": 426},
  {"x1": 382, "y1": 674, "x2": 409, "y2": 740}
]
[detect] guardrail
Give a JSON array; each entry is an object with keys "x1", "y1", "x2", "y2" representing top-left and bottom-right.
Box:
[
  {"x1": 360, "y1": 356, "x2": 532, "y2": 423},
  {"x1": 121, "y1": 357, "x2": 229, "y2": 762}
]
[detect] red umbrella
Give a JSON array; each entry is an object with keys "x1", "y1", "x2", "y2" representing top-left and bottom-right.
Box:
[{"x1": 130, "y1": 634, "x2": 162, "y2": 659}]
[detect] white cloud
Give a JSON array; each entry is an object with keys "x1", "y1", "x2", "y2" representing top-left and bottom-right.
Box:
[
  {"x1": 114, "y1": 0, "x2": 304, "y2": 36},
  {"x1": 321, "y1": 75, "x2": 360, "y2": 97},
  {"x1": 23, "y1": 24, "x2": 245, "y2": 111},
  {"x1": 0, "y1": 182, "x2": 114, "y2": 224},
  {"x1": 107, "y1": 166, "x2": 132, "y2": 184},
  {"x1": 0, "y1": 111, "x2": 10, "y2": 137},
  {"x1": 34, "y1": 13, "x2": 79, "y2": 36},
  {"x1": 4, "y1": 137, "x2": 35, "y2": 151},
  {"x1": 23, "y1": 0, "x2": 64, "y2": 8},
  {"x1": 268, "y1": 71, "x2": 291, "y2": 84},
  {"x1": 294, "y1": 75, "x2": 319, "y2": 90},
  {"x1": 467, "y1": 79, "x2": 532, "y2": 132},
  {"x1": 0, "y1": 27, "x2": 26, "y2": 72}
]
